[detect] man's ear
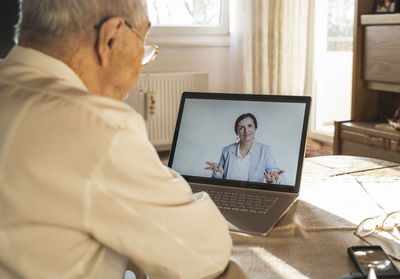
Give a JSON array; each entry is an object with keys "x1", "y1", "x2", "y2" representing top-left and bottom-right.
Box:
[{"x1": 96, "y1": 17, "x2": 125, "y2": 67}]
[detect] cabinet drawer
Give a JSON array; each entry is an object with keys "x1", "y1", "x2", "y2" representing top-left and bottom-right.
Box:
[
  {"x1": 340, "y1": 130, "x2": 400, "y2": 152},
  {"x1": 391, "y1": 139, "x2": 400, "y2": 152},
  {"x1": 341, "y1": 130, "x2": 385, "y2": 148},
  {"x1": 341, "y1": 140, "x2": 400, "y2": 163}
]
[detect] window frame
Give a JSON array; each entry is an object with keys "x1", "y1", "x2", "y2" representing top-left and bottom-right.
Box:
[{"x1": 147, "y1": 0, "x2": 230, "y2": 46}]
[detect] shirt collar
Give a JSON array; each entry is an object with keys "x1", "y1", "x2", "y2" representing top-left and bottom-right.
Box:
[
  {"x1": 5, "y1": 45, "x2": 88, "y2": 91},
  {"x1": 236, "y1": 140, "x2": 255, "y2": 158}
]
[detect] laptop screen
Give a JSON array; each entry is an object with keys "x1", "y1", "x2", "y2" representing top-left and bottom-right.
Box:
[{"x1": 168, "y1": 92, "x2": 311, "y2": 193}]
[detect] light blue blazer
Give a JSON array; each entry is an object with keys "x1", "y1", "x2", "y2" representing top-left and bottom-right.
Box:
[{"x1": 212, "y1": 141, "x2": 284, "y2": 184}]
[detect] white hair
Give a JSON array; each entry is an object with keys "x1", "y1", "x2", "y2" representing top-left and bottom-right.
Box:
[{"x1": 15, "y1": 0, "x2": 148, "y2": 44}]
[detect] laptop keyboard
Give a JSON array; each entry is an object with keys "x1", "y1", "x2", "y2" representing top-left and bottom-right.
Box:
[{"x1": 196, "y1": 189, "x2": 279, "y2": 214}]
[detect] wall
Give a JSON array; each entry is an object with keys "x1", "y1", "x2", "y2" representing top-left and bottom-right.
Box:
[{"x1": 141, "y1": 39, "x2": 231, "y2": 93}]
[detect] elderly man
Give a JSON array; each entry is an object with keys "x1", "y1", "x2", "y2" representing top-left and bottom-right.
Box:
[{"x1": 0, "y1": 0, "x2": 236, "y2": 278}]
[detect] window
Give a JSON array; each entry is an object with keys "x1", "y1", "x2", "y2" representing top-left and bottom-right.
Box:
[
  {"x1": 148, "y1": 0, "x2": 221, "y2": 26},
  {"x1": 310, "y1": 0, "x2": 354, "y2": 141},
  {"x1": 146, "y1": 0, "x2": 229, "y2": 37}
]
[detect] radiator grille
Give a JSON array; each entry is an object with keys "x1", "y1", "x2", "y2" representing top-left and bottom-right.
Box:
[{"x1": 125, "y1": 72, "x2": 208, "y2": 150}]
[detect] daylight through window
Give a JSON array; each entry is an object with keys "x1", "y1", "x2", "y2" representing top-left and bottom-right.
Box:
[
  {"x1": 146, "y1": 0, "x2": 222, "y2": 26},
  {"x1": 312, "y1": 0, "x2": 354, "y2": 138}
]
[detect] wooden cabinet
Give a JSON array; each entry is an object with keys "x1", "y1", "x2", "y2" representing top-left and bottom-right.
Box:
[
  {"x1": 334, "y1": 121, "x2": 400, "y2": 163},
  {"x1": 333, "y1": 0, "x2": 400, "y2": 163}
]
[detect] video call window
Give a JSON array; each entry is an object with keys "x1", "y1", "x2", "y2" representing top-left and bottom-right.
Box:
[{"x1": 171, "y1": 98, "x2": 306, "y2": 187}]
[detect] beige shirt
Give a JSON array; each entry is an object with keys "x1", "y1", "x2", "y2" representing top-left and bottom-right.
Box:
[{"x1": 0, "y1": 46, "x2": 232, "y2": 279}]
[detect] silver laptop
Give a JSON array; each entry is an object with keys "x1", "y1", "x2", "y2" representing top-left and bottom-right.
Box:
[{"x1": 168, "y1": 92, "x2": 311, "y2": 235}]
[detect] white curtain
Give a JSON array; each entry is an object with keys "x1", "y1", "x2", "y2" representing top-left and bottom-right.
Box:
[{"x1": 229, "y1": 0, "x2": 311, "y2": 95}]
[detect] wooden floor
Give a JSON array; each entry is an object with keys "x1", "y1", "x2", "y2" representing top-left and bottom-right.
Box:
[{"x1": 305, "y1": 138, "x2": 333, "y2": 157}]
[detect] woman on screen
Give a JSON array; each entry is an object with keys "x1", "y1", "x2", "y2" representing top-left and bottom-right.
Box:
[{"x1": 204, "y1": 113, "x2": 285, "y2": 184}]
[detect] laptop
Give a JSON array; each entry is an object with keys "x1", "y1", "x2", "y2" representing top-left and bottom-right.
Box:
[{"x1": 168, "y1": 92, "x2": 311, "y2": 235}]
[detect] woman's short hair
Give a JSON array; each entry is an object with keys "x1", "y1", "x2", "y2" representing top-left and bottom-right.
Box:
[
  {"x1": 234, "y1": 113, "x2": 258, "y2": 135},
  {"x1": 15, "y1": 0, "x2": 148, "y2": 44}
]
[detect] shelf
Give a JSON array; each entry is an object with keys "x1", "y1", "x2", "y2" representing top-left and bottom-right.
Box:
[
  {"x1": 342, "y1": 121, "x2": 400, "y2": 140},
  {"x1": 361, "y1": 14, "x2": 400, "y2": 25},
  {"x1": 334, "y1": 0, "x2": 400, "y2": 162},
  {"x1": 367, "y1": 81, "x2": 400, "y2": 93}
]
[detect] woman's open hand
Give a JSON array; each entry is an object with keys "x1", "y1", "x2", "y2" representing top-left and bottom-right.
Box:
[
  {"x1": 205, "y1": 162, "x2": 223, "y2": 174},
  {"x1": 264, "y1": 170, "x2": 285, "y2": 182}
]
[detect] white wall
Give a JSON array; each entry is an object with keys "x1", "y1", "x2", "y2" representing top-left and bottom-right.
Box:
[{"x1": 140, "y1": 42, "x2": 231, "y2": 93}]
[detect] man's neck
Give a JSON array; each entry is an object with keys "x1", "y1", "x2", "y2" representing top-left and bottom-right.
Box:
[
  {"x1": 19, "y1": 40, "x2": 77, "y2": 66},
  {"x1": 19, "y1": 40, "x2": 117, "y2": 100}
]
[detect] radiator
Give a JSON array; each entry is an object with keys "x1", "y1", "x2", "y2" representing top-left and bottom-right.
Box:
[{"x1": 125, "y1": 72, "x2": 209, "y2": 151}]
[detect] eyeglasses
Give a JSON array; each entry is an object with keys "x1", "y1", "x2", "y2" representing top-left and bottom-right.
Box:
[
  {"x1": 94, "y1": 18, "x2": 159, "y2": 66},
  {"x1": 355, "y1": 211, "x2": 400, "y2": 238},
  {"x1": 354, "y1": 211, "x2": 400, "y2": 261},
  {"x1": 124, "y1": 20, "x2": 159, "y2": 65}
]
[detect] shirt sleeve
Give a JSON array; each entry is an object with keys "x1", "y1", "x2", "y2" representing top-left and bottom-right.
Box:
[
  {"x1": 212, "y1": 148, "x2": 227, "y2": 179},
  {"x1": 263, "y1": 146, "x2": 285, "y2": 184},
  {"x1": 87, "y1": 125, "x2": 232, "y2": 279}
]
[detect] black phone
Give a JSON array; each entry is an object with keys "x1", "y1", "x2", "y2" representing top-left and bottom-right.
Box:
[{"x1": 348, "y1": 246, "x2": 400, "y2": 278}]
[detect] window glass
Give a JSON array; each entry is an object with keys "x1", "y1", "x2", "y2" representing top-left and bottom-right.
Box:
[
  {"x1": 313, "y1": 0, "x2": 354, "y2": 136},
  {"x1": 327, "y1": 0, "x2": 354, "y2": 51},
  {"x1": 147, "y1": 0, "x2": 222, "y2": 26}
]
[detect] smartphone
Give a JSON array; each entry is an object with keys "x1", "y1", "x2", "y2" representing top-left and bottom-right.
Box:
[{"x1": 348, "y1": 246, "x2": 400, "y2": 278}]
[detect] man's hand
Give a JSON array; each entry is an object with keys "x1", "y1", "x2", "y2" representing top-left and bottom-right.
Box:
[
  {"x1": 264, "y1": 170, "x2": 285, "y2": 182},
  {"x1": 205, "y1": 162, "x2": 223, "y2": 174}
]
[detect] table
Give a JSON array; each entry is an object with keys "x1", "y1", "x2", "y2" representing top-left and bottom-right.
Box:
[{"x1": 230, "y1": 155, "x2": 400, "y2": 279}]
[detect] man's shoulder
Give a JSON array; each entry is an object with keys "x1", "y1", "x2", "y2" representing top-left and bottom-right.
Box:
[
  {"x1": 0, "y1": 46, "x2": 143, "y2": 131},
  {"x1": 46, "y1": 85, "x2": 143, "y2": 130},
  {"x1": 1, "y1": 77, "x2": 144, "y2": 134},
  {"x1": 59, "y1": 88, "x2": 142, "y2": 129}
]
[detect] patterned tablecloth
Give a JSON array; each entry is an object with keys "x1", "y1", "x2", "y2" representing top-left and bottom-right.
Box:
[{"x1": 230, "y1": 155, "x2": 400, "y2": 279}]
